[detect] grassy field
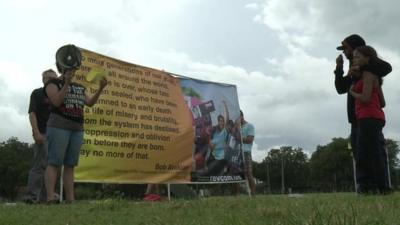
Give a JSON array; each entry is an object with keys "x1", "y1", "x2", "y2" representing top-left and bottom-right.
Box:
[{"x1": 1, "y1": 192, "x2": 400, "y2": 225}]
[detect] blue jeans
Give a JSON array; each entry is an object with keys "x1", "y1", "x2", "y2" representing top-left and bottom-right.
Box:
[
  {"x1": 25, "y1": 140, "x2": 48, "y2": 201},
  {"x1": 356, "y1": 119, "x2": 387, "y2": 193}
]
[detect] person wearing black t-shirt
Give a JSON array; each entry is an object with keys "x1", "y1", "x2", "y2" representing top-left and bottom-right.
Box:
[
  {"x1": 44, "y1": 52, "x2": 107, "y2": 203},
  {"x1": 24, "y1": 69, "x2": 57, "y2": 203}
]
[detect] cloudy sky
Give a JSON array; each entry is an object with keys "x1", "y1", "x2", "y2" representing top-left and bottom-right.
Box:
[{"x1": 1, "y1": 0, "x2": 399, "y2": 162}]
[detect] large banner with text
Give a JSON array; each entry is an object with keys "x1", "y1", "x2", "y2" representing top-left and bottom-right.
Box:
[
  {"x1": 74, "y1": 48, "x2": 244, "y2": 184},
  {"x1": 75, "y1": 48, "x2": 194, "y2": 183}
]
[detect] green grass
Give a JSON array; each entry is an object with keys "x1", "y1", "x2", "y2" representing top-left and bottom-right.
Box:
[{"x1": 1, "y1": 193, "x2": 400, "y2": 225}]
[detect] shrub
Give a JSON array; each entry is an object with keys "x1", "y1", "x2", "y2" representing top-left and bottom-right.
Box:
[{"x1": 0, "y1": 137, "x2": 33, "y2": 200}]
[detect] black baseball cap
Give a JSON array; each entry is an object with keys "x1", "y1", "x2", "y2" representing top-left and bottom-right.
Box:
[{"x1": 337, "y1": 34, "x2": 366, "y2": 50}]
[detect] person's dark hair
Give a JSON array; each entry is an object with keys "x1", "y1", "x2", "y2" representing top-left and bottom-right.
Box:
[
  {"x1": 354, "y1": 45, "x2": 383, "y2": 84},
  {"x1": 42, "y1": 69, "x2": 56, "y2": 76},
  {"x1": 355, "y1": 45, "x2": 378, "y2": 61},
  {"x1": 211, "y1": 115, "x2": 225, "y2": 137}
]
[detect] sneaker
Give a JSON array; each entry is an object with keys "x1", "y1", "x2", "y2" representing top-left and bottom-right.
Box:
[{"x1": 23, "y1": 197, "x2": 38, "y2": 204}]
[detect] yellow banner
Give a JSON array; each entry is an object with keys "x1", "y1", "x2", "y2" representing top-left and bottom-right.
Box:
[{"x1": 74, "y1": 48, "x2": 194, "y2": 183}]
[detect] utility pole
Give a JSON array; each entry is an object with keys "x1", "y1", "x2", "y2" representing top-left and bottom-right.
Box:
[
  {"x1": 348, "y1": 141, "x2": 357, "y2": 194},
  {"x1": 281, "y1": 150, "x2": 285, "y2": 194},
  {"x1": 385, "y1": 146, "x2": 392, "y2": 188},
  {"x1": 266, "y1": 159, "x2": 271, "y2": 194}
]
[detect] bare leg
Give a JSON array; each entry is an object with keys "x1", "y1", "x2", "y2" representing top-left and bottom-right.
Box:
[
  {"x1": 63, "y1": 166, "x2": 75, "y2": 202},
  {"x1": 247, "y1": 174, "x2": 256, "y2": 195},
  {"x1": 232, "y1": 183, "x2": 240, "y2": 195},
  {"x1": 45, "y1": 165, "x2": 58, "y2": 201},
  {"x1": 145, "y1": 184, "x2": 159, "y2": 194}
]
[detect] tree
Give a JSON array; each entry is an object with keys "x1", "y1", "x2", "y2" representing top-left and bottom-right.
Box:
[
  {"x1": 0, "y1": 137, "x2": 33, "y2": 200},
  {"x1": 253, "y1": 146, "x2": 309, "y2": 193},
  {"x1": 309, "y1": 138, "x2": 353, "y2": 192},
  {"x1": 385, "y1": 139, "x2": 400, "y2": 188}
]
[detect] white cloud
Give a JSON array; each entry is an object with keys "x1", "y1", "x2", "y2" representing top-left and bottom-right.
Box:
[
  {"x1": 245, "y1": 3, "x2": 259, "y2": 10},
  {"x1": 0, "y1": 106, "x2": 31, "y2": 143},
  {"x1": 145, "y1": 46, "x2": 347, "y2": 156},
  {"x1": 258, "y1": 0, "x2": 400, "y2": 51}
]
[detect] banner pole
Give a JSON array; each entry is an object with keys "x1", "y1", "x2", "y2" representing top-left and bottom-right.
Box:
[
  {"x1": 352, "y1": 157, "x2": 357, "y2": 194},
  {"x1": 348, "y1": 141, "x2": 357, "y2": 195},
  {"x1": 60, "y1": 166, "x2": 64, "y2": 202},
  {"x1": 245, "y1": 180, "x2": 251, "y2": 197},
  {"x1": 386, "y1": 147, "x2": 392, "y2": 188},
  {"x1": 167, "y1": 183, "x2": 171, "y2": 201}
]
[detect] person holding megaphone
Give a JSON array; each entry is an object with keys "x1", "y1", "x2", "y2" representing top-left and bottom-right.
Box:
[{"x1": 44, "y1": 44, "x2": 107, "y2": 203}]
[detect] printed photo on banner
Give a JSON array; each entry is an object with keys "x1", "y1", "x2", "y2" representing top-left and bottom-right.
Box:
[{"x1": 179, "y1": 78, "x2": 245, "y2": 183}]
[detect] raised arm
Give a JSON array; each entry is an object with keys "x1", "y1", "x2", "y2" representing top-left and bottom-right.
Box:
[
  {"x1": 334, "y1": 54, "x2": 352, "y2": 94},
  {"x1": 335, "y1": 71, "x2": 352, "y2": 94},
  {"x1": 366, "y1": 58, "x2": 392, "y2": 77},
  {"x1": 46, "y1": 70, "x2": 76, "y2": 107},
  {"x1": 85, "y1": 78, "x2": 108, "y2": 107},
  {"x1": 222, "y1": 100, "x2": 229, "y2": 123}
]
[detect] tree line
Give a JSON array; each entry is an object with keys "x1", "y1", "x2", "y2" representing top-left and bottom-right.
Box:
[
  {"x1": 1, "y1": 137, "x2": 399, "y2": 200},
  {"x1": 253, "y1": 138, "x2": 400, "y2": 193}
]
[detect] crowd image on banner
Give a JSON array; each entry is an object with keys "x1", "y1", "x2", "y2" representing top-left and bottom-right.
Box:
[{"x1": 181, "y1": 81, "x2": 244, "y2": 183}]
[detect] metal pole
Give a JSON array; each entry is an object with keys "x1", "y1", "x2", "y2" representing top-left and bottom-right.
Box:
[
  {"x1": 352, "y1": 158, "x2": 357, "y2": 194},
  {"x1": 386, "y1": 147, "x2": 392, "y2": 188},
  {"x1": 281, "y1": 150, "x2": 285, "y2": 194},
  {"x1": 266, "y1": 160, "x2": 271, "y2": 194},
  {"x1": 167, "y1": 183, "x2": 171, "y2": 201},
  {"x1": 348, "y1": 140, "x2": 357, "y2": 194},
  {"x1": 60, "y1": 166, "x2": 64, "y2": 202}
]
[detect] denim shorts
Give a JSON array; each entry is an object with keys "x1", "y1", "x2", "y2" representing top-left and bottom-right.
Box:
[{"x1": 47, "y1": 127, "x2": 83, "y2": 166}]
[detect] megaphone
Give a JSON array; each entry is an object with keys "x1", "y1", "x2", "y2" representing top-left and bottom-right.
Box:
[{"x1": 55, "y1": 44, "x2": 82, "y2": 74}]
